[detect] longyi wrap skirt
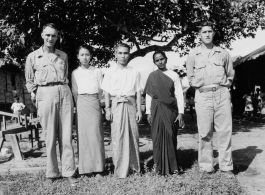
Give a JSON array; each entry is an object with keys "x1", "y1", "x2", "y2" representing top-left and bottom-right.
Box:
[{"x1": 76, "y1": 94, "x2": 105, "y2": 174}]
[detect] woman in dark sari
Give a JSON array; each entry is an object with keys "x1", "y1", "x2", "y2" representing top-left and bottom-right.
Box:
[{"x1": 144, "y1": 51, "x2": 185, "y2": 175}]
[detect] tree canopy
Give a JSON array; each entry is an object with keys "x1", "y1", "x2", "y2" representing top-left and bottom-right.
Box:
[{"x1": 0, "y1": 0, "x2": 264, "y2": 70}]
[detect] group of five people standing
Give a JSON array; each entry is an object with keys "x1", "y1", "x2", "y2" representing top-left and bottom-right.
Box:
[{"x1": 25, "y1": 21, "x2": 234, "y2": 185}]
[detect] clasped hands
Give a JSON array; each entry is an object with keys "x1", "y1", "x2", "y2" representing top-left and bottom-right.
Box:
[{"x1": 105, "y1": 109, "x2": 142, "y2": 123}]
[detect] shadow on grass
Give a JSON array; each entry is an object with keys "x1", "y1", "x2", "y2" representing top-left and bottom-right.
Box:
[
  {"x1": 232, "y1": 120, "x2": 265, "y2": 135},
  {"x1": 232, "y1": 146, "x2": 263, "y2": 175}
]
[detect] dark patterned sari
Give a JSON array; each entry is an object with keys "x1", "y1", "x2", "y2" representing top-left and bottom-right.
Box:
[{"x1": 144, "y1": 70, "x2": 179, "y2": 175}]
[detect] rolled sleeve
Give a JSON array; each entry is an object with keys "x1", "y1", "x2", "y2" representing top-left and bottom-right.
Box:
[
  {"x1": 25, "y1": 54, "x2": 37, "y2": 93},
  {"x1": 224, "y1": 51, "x2": 235, "y2": 87},
  {"x1": 186, "y1": 52, "x2": 195, "y2": 86}
]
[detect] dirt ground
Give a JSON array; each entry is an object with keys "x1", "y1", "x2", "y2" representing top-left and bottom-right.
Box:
[{"x1": 1, "y1": 113, "x2": 265, "y2": 195}]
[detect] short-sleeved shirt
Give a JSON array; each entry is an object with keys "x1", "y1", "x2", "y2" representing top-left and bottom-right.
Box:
[
  {"x1": 11, "y1": 102, "x2": 25, "y2": 112},
  {"x1": 25, "y1": 46, "x2": 69, "y2": 93},
  {"x1": 101, "y1": 63, "x2": 141, "y2": 97},
  {"x1": 186, "y1": 44, "x2": 234, "y2": 88},
  {"x1": 71, "y1": 66, "x2": 103, "y2": 95}
]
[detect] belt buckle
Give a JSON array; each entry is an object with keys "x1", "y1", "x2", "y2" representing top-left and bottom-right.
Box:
[{"x1": 212, "y1": 87, "x2": 217, "y2": 92}]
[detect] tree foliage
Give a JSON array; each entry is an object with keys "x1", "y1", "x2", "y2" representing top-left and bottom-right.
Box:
[{"x1": 0, "y1": 0, "x2": 264, "y2": 69}]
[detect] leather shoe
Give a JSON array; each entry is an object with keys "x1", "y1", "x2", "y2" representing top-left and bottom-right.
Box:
[
  {"x1": 45, "y1": 178, "x2": 56, "y2": 185},
  {"x1": 221, "y1": 171, "x2": 234, "y2": 178},
  {"x1": 67, "y1": 176, "x2": 78, "y2": 186}
]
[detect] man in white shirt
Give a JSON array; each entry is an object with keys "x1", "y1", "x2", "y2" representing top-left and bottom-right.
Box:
[{"x1": 101, "y1": 43, "x2": 142, "y2": 178}]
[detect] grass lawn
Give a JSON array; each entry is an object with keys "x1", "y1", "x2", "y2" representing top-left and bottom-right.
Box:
[
  {"x1": 0, "y1": 116, "x2": 250, "y2": 194},
  {"x1": 0, "y1": 159, "x2": 246, "y2": 195}
]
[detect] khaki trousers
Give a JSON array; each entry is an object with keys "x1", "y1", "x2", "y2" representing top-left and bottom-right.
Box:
[
  {"x1": 36, "y1": 84, "x2": 76, "y2": 178},
  {"x1": 195, "y1": 87, "x2": 233, "y2": 172}
]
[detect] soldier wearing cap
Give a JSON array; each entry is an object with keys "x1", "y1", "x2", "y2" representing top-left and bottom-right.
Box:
[
  {"x1": 25, "y1": 23, "x2": 77, "y2": 185},
  {"x1": 186, "y1": 21, "x2": 234, "y2": 176}
]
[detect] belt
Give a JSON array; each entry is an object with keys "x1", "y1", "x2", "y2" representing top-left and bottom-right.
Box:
[
  {"x1": 39, "y1": 82, "x2": 65, "y2": 87},
  {"x1": 198, "y1": 85, "x2": 226, "y2": 93}
]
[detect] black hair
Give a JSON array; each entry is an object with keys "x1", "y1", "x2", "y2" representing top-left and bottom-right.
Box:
[
  {"x1": 76, "y1": 44, "x2": 94, "y2": 56},
  {"x1": 153, "y1": 50, "x2": 167, "y2": 63},
  {"x1": 115, "y1": 43, "x2": 131, "y2": 53},
  {"x1": 42, "y1": 23, "x2": 58, "y2": 32},
  {"x1": 197, "y1": 21, "x2": 215, "y2": 32},
  {"x1": 14, "y1": 96, "x2": 19, "y2": 101}
]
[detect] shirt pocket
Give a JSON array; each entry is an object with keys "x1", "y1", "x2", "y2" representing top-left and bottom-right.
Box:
[
  {"x1": 56, "y1": 58, "x2": 66, "y2": 71},
  {"x1": 213, "y1": 60, "x2": 225, "y2": 77},
  {"x1": 194, "y1": 59, "x2": 206, "y2": 70},
  {"x1": 193, "y1": 59, "x2": 206, "y2": 87},
  {"x1": 54, "y1": 58, "x2": 66, "y2": 80},
  {"x1": 35, "y1": 65, "x2": 49, "y2": 83}
]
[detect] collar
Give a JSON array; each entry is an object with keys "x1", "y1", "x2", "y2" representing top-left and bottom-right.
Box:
[
  {"x1": 113, "y1": 62, "x2": 131, "y2": 70},
  {"x1": 78, "y1": 66, "x2": 95, "y2": 71},
  {"x1": 195, "y1": 44, "x2": 222, "y2": 55},
  {"x1": 36, "y1": 46, "x2": 61, "y2": 58}
]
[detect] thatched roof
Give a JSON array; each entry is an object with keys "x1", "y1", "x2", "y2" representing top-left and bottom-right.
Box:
[
  {"x1": 233, "y1": 45, "x2": 265, "y2": 68},
  {"x1": 232, "y1": 55, "x2": 241, "y2": 63}
]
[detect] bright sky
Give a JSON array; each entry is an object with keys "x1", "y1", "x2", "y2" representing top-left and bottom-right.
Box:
[{"x1": 104, "y1": 28, "x2": 265, "y2": 90}]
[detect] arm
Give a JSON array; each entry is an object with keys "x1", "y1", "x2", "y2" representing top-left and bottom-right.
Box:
[
  {"x1": 25, "y1": 54, "x2": 37, "y2": 100},
  {"x1": 97, "y1": 69, "x2": 103, "y2": 100},
  {"x1": 225, "y1": 51, "x2": 235, "y2": 87},
  {"x1": 71, "y1": 71, "x2": 78, "y2": 103},
  {"x1": 174, "y1": 74, "x2": 185, "y2": 128},
  {"x1": 135, "y1": 91, "x2": 142, "y2": 123},
  {"x1": 186, "y1": 52, "x2": 195, "y2": 87},
  {"x1": 104, "y1": 92, "x2": 112, "y2": 121},
  {"x1": 65, "y1": 55, "x2": 69, "y2": 78},
  {"x1": 135, "y1": 72, "x2": 142, "y2": 123},
  {"x1": 21, "y1": 103, "x2": 26, "y2": 109},
  {"x1": 145, "y1": 94, "x2": 152, "y2": 125}
]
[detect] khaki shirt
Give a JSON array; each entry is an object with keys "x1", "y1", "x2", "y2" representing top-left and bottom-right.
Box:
[
  {"x1": 25, "y1": 47, "x2": 69, "y2": 92},
  {"x1": 186, "y1": 45, "x2": 234, "y2": 88}
]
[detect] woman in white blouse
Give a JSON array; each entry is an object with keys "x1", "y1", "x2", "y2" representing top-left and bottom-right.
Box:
[{"x1": 71, "y1": 45, "x2": 105, "y2": 176}]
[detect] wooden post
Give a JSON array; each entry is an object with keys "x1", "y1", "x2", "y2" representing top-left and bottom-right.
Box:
[
  {"x1": 8, "y1": 134, "x2": 23, "y2": 160},
  {"x1": 4, "y1": 72, "x2": 7, "y2": 112},
  {"x1": 2, "y1": 116, "x2": 6, "y2": 131},
  {"x1": 0, "y1": 137, "x2": 4, "y2": 152}
]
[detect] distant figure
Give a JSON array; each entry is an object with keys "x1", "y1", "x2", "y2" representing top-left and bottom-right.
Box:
[
  {"x1": 186, "y1": 21, "x2": 234, "y2": 177},
  {"x1": 186, "y1": 87, "x2": 196, "y2": 119},
  {"x1": 11, "y1": 96, "x2": 25, "y2": 120},
  {"x1": 253, "y1": 88, "x2": 260, "y2": 116},
  {"x1": 261, "y1": 95, "x2": 265, "y2": 115},
  {"x1": 243, "y1": 93, "x2": 253, "y2": 117},
  {"x1": 71, "y1": 44, "x2": 105, "y2": 176}
]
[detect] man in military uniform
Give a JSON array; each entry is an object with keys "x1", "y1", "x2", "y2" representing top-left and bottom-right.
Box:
[
  {"x1": 25, "y1": 23, "x2": 77, "y2": 185},
  {"x1": 186, "y1": 21, "x2": 234, "y2": 176}
]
